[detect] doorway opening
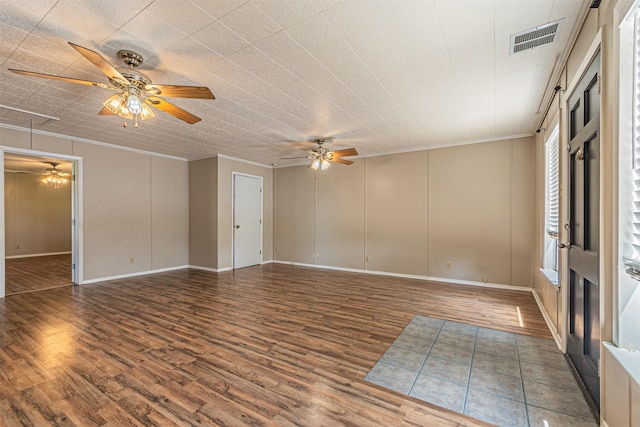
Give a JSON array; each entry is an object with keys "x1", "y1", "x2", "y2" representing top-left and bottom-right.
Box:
[{"x1": 3, "y1": 151, "x2": 79, "y2": 296}]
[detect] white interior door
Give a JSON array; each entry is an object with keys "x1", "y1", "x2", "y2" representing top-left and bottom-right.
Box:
[{"x1": 233, "y1": 173, "x2": 262, "y2": 269}]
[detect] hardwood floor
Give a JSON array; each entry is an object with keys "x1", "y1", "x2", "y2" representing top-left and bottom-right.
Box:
[
  {"x1": 0, "y1": 264, "x2": 550, "y2": 426},
  {"x1": 5, "y1": 254, "x2": 73, "y2": 295}
]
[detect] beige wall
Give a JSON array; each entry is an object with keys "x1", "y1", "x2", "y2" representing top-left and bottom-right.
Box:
[
  {"x1": 0, "y1": 126, "x2": 189, "y2": 285},
  {"x1": 316, "y1": 160, "x2": 366, "y2": 269},
  {"x1": 429, "y1": 139, "x2": 533, "y2": 286},
  {"x1": 151, "y1": 156, "x2": 189, "y2": 269},
  {"x1": 366, "y1": 152, "x2": 428, "y2": 275},
  {"x1": 4, "y1": 172, "x2": 71, "y2": 256},
  {"x1": 273, "y1": 165, "x2": 315, "y2": 264},
  {"x1": 75, "y1": 143, "x2": 153, "y2": 280},
  {"x1": 189, "y1": 157, "x2": 218, "y2": 268},
  {"x1": 274, "y1": 137, "x2": 535, "y2": 288},
  {"x1": 189, "y1": 156, "x2": 273, "y2": 270}
]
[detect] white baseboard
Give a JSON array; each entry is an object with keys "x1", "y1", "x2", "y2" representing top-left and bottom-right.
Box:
[
  {"x1": 6, "y1": 251, "x2": 72, "y2": 259},
  {"x1": 531, "y1": 288, "x2": 563, "y2": 351},
  {"x1": 271, "y1": 260, "x2": 531, "y2": 292},
  {"x1": 81, "y1": 265, "x2": 189, "y2": 284},
  {"x1": 81, "y1": 261, "x2": 533, "y2": 296},
  {"x1": 188, "y1": 265, "x2": 232, "y2": 273}
]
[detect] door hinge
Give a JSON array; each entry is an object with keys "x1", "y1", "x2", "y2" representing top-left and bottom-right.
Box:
[
  {"x1": 72, "y1": 219, "x2": 76, "y2": 226},
  {"x1": 72, "y1": 263, "x2": 76, "y2": 270},
  {"x1": 260, "y1": 250, "x2": 262, "y2": 255},
  {"x1": 260, "y1": 219, "x2": 262, "y2": 224},
  {"x1": 566, "y1": 144, "x2": 571, "y2": 152},
  {"x1": 597, "y1": 75, "x2": 601, "y2": 95}
]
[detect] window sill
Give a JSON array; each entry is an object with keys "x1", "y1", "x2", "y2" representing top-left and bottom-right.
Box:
[
  {"x1": 540, "y1": 268, "x2": 559, "y2": 288},
  {"x1": 604, "y1": 342, "x2": 640, "y2": 387}
]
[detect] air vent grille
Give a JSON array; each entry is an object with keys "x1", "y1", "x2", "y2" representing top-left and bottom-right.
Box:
[{"x1": 510, "y1": 19, "x2": 564, "y2": 54}]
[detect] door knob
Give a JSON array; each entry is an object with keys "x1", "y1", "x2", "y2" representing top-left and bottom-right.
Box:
[
  {"x1": 558, "y1": 242, "x2": 569, "y2": 249},
  {"x1": 235, "y1": 225, "x2": 240, "y2": 229}
]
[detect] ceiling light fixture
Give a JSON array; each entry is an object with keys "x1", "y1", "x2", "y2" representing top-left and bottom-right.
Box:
[
  {"x1": 42, "y1": 162, "x2": 66, "y2": 189},
  {"x1": 102, "y1": 86, "x2": 155, "y2": 128},
  {"x1": 309, "y1": 149, "x2": 332, "y2": 171}
]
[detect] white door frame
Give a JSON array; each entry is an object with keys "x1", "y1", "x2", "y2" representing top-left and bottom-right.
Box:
[
  {"x1": 0, "y1": 146, "x2": 83, "y2": 298},
  {"x1": 231, "y1": 172, "x2": 263, "y2": 269}
]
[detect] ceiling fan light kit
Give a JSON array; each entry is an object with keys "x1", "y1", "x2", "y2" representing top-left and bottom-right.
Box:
[
  {"x1": 310, "y1": 157, "x2": 331, "y2": 171},
  {"x1": 42, "y1": 162, "x2": 66, "y2": 189},
  {"x1": 102, "y1": 86, "x2": 155, "y2": 127},
  {"x1": 8, "y1": 42, "x2": 215, "y2": 128}
]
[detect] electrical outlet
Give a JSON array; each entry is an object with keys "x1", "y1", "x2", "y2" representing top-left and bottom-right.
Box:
[
  {"x1": 365, "y1": 255, "x2": 369, "y2": 262},
  {"x1": 446, "y1": 261, "x2": 452, "y2": 269},
  {"x1": 15, "y1": 245, "x2": 20, "y2": 250},
  {"x1": 129, "y1": 257, "x2": 134, "y2": 264},
  {"x1": 482, "y1": 277, "x2": 488, "y2": 283}
]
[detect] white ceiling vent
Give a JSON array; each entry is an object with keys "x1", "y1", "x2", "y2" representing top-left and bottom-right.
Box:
[{"x1": 509, "y1": 19, "x2": 564, "y2": 54}]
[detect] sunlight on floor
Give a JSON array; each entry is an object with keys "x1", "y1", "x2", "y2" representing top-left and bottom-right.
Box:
[{"x1": 516, "y1": 306, "x2": 525, "y2": 327}]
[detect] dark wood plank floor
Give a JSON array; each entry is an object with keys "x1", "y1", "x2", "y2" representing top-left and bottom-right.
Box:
[
  {"x1": 5, "y1": 254, "x2": 73, "y2": 295},
  {"x1": 0, "y1": 264, "x2": 550, "y2": 426}
]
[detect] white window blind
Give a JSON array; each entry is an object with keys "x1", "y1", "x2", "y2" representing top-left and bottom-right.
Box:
[
  {"x1": 546, "y1": 124, "x2": 560, "y2": 239},
  {"x1": 632, "y1": 13, "x2": 640, "y2": 259},
  {"x1": 620, "y1": 12, "x2": 640, "y2": 280}
]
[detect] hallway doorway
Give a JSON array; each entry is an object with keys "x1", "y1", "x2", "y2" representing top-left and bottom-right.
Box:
[{"x1": 3, "y1": 152, "x2": 77, "y2": 296}]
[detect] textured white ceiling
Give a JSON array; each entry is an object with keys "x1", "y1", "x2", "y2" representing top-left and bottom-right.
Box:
[{"x1": 0, "y1": 0, "x2": 588, "y2": 166}]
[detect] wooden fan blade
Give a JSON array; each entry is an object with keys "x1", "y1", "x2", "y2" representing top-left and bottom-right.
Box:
[
  {"x1": 68, "y1": 42, "x2": 128, "y2": 84},
  {"x1": 331, "y1": 148, "x2": 358, "y2": 157},
  {"x1": 145, "y1": 84, "x2": 215, "y2": 99},
  {"x1": 331, "y1": 157, "x2": 354, "y2": 165},
  {"x1": 98, "y1": 106, "x2": 116, "y2": 115},
  {"x1": 146, "y1": 96, "x2": 201, "y2": 124},
  {"x1": 280, "y1": 156, "x2": 311, "y2": 159},
  {"x1": 8, "y1": 69, "x2": 117, "y2": 89}
]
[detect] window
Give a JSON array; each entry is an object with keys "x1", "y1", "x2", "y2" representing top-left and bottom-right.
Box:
[
  {"x1": 618, "y1": 0, "x2": 640, "y2": 351},
  {"x1": 630, "y1": 12, "x2": 640, "y2": 266},
  {"x1": 621, "y1": 8, "x2": 640, "y2": 274},
  {"x1": 543, "y1": 124, "x2": 560, "y2": 282}
]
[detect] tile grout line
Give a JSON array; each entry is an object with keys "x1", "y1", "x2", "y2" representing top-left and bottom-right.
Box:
[
  {"x1": 516, "y1": 336, "x2": 532, "y2": 427},
  {"x1": 462, "y1": 325, "x2": 479, "y2": 415},
  {"x1": 405, "y1": 316, "x2": 442, "y2": 395}
]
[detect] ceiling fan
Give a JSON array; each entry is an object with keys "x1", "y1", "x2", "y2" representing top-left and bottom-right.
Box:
[
  {"x1": 5, "y1": 161, "x2": 72, "y2": 189},
  {"x1": 281, "y1": 138, "x2": 358, "y2": 171},
  {"x1": 8, "y1": 42, "x2": 215, "y2": 127},
  {"x1": 42, "y1": 162, "x2": 69, "y2": 188}
]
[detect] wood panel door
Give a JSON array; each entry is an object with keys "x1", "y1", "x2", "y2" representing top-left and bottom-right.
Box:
[
  {"x1": 233, "y1": 173, "x2": 262, "y2": 269},
  {"x1": 566, "y1": 50, "x2": 600, "y2": 410}
]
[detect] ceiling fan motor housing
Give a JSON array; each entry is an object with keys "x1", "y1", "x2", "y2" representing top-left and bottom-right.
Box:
[{"x1": 118, "y1": 49, "x2": 143, "y2": 68}]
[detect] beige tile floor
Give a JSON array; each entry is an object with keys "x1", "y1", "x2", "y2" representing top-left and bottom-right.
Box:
[{"x1": 365, "y1": 315, "x2": 598, "y2": 427}]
